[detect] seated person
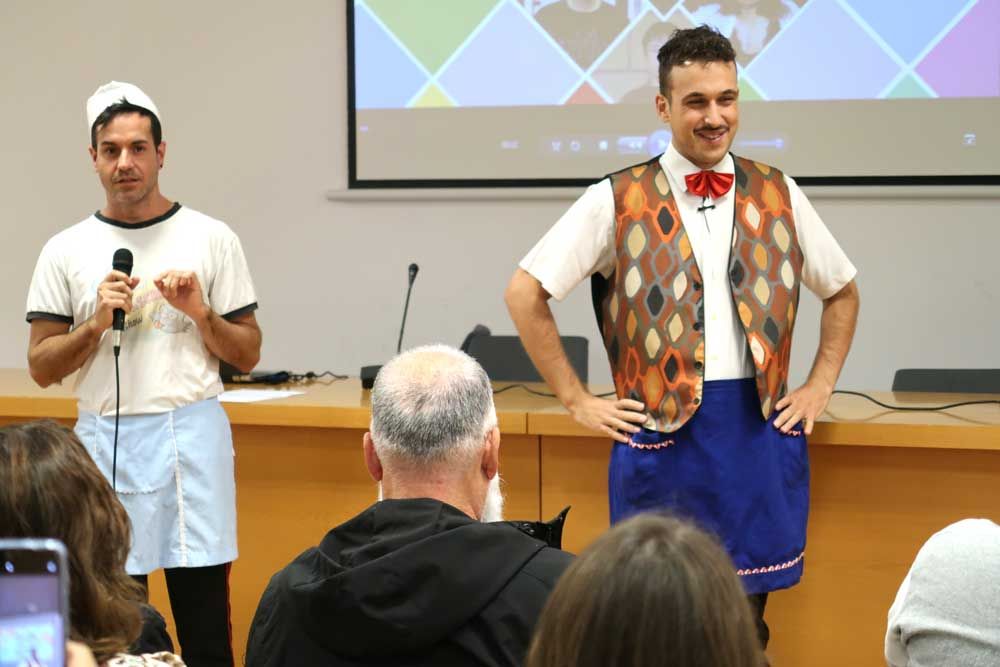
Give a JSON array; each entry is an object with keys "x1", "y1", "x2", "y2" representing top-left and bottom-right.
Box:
[
  {"x1": 246, "y1": 345, "x2": 574, "y2": 667},
  {"x1": 526, "y1": 513, "x2": 765, "y2": 667},
  {"x1": 885, "y1": 518, "x2": 1000, "y2": 666},
  {"x1": 0, "y1": 420, "x2": 182, "y2": 666}
]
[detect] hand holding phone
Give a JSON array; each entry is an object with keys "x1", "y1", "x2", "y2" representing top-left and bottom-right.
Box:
[{"x1": 0, "y1": 539, "x2": 69, "y2": 667}]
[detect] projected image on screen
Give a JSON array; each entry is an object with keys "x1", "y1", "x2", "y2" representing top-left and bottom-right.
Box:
[{"x1": 350, "y1": 0, "x2": 1000, "y2": 184}]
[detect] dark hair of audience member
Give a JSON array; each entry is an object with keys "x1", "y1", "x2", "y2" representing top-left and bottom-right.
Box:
[
  {"x1": 0, "y1": 420, "x2": 144, "y2": 662},
  {"x1": 525, "y1": 513, "x2": 764, "y2": 667}
]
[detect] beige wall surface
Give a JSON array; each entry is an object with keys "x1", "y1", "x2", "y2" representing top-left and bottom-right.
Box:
[{"x1": 1, "y1": 0, "x2": 997, "y2": 394}]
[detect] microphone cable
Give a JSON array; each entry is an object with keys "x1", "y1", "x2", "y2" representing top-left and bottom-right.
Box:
[
  {"x1": 226, "y1": 370, "x2": 349, "y2": 385},
  {"x1": 492, "y1": 384, "x2": 616, "y2": 398},
  {"x1": 287, "y1": 371, "x2": 349, "y2": 382},
  {"x1": 831, "y1": 389, "x2": 1000, "y2": 412},
  {"x1": 113, "y1": 346, "x2": 121, "y2": 491},
  {"x1": 491, "y1": 387, "x2": 999, "y2": 411}
]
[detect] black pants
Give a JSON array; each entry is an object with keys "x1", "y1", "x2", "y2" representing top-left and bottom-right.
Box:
[
  {"x1": 133, "y1": 563, "x2": 234, "y2": 667},
  {"x1": 747, "y1": 593, "x2": 770, "y2": 649}
]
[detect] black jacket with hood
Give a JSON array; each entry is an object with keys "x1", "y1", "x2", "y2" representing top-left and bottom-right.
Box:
[{"x1": 245, "y1": 498, "x2": 573, "y2": 666}]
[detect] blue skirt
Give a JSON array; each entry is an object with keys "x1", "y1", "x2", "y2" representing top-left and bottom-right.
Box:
[{"x1": 609, "y1": 378, "x2": 809, "y2": 594}]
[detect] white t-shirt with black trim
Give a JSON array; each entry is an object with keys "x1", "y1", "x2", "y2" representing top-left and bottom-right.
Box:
[{"x1": 26, "y1": 204, "x2": 258, "y2": 416}]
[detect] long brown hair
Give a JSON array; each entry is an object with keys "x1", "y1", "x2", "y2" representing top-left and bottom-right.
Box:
[
  {"x1": 0, "y1": 420, "x2": 143, "y2": 662},
  {"x1": 526, "y1": 513, "x2": 765, "y2": 667}
]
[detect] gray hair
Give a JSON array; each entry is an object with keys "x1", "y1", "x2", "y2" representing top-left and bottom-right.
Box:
[{"x1": 370, "y1": 344, "x2": 497, "y2": 466}]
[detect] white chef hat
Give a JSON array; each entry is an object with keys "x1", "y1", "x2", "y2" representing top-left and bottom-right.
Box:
[{"x1": 86, "y1": 81, "x2": 160, "y2": 132}]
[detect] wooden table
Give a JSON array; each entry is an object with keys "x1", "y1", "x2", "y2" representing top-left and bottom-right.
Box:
[{"x1": 1, "y1": 368, "x2": 998, "y2": 666}]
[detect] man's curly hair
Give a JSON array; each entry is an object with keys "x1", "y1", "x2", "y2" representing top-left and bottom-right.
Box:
[{"x1": 657, "y1": 25, "x2": 736, "y2": 96}]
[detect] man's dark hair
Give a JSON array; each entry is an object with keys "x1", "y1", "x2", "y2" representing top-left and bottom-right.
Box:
[
  {"x1": 90, "y1": 99, "x2": 162, "y2": 149},
  {"x1": 657, "y1": 25, "x2": 736, "y2": 96}
]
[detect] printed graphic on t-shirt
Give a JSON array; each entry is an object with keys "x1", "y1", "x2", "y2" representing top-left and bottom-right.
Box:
[{"x1": 126, "y1": 284, "x2": 193, "y2": 335}]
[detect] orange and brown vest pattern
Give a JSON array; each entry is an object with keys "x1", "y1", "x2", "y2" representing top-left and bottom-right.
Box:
[{"x1": 592, "y1": 155, "x2": 803, "y2": 433}]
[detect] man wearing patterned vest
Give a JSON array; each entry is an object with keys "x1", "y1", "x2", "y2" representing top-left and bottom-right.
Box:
[{"x1": 505, "y1": 25, "x2": 859, "y2": 646}]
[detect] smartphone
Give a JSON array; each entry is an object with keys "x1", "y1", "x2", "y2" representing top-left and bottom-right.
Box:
[{"x1": 0, "y1": 539, "x2": 69, "y2": 667}]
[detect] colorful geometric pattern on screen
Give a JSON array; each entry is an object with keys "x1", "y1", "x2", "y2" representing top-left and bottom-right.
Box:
[
  {"x1": 354, "y1": 0, "x2": 998, "y2": 108},
  {"x1": 595, "y1": 155, "x2": 801, "y2": 433}
]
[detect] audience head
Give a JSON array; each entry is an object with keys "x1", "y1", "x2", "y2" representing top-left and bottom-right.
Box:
[
  {"x1": 886, "y1": 518, "x2": 1000, "y2": 666},
  {"x1": 526, "y1": 513, "x2": 764, "y2": 667},
  {"x1": 0, "y1": 420, "x2": 142, "y2": 662},
  {"x1": 364, "y1": 344, "x2": 503, "y2": 521}
]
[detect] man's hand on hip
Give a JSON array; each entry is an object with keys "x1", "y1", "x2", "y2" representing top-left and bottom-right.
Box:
[
  {"x1": 773, "y1": 380, "x2": 832, "y2": 435},
  {"x1": 93, "y1": 269, "x2": 140, "y2": 332},
  {"x1": 154, "y1": 270, "x2": 209, "y2": 323},
  {"x1": 569, "y1": 394, "x2": 646, "y2": 443}
]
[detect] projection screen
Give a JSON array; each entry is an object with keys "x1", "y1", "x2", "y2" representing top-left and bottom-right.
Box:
[{"x1": 349, "y1": 0, "x2": 1000, "y2": 187}]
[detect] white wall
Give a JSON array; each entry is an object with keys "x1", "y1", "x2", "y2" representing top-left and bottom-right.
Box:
[{"x1": 1, "y1": 0, "x2": 996, "y2": 392}]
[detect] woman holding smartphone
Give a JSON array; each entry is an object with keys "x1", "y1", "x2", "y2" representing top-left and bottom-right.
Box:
[{"x1": 0, "y1": 420, "x2": 183, "y2": 666}]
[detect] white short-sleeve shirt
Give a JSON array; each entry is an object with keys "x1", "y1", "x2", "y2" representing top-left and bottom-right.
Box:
[
  {"x1": 26, "y1": 204, "x2": 258, "y2": 415},
  {"x1": 520, "y1": 143, "x2": 856, "y2": 381}
]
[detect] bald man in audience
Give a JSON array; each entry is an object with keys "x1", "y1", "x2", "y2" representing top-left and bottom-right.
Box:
[{"x1": 246, "y1": 345, "x2": 573, "y2": 667}]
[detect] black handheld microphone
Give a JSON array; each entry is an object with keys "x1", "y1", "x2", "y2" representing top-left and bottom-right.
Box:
[
  {"x1": 111, "y1": 248, "x2": 133, "y2": 357},
  {"x1": 397, "y1": 263, "x2": 419, "y2": 354},
  {"x1": 109, "y1": 248, "x2": 133, "y2": 492}
]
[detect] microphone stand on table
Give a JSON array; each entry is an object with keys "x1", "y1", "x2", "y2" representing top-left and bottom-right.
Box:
[{"x1": 361, "y1": 262, "x2": 419, "y2": 389}]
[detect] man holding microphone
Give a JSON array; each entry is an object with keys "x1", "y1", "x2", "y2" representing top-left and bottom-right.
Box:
[{"x1": 26, "y1": 81, "x2": 261, "y2": 667}]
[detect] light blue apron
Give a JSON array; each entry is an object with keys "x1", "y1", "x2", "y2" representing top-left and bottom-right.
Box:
[{"x1": 75, "y1": 397, "x2": 237, "y2": 574}]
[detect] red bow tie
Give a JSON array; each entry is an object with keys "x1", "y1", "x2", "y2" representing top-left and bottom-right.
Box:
[{"x1": 685, "y1": 170, "x2": 734, "y2": 199}]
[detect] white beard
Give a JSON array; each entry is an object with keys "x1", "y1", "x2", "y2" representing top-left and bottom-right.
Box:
[{"x1": 480, "y1": 474, "x2": 505, "y2": 523}]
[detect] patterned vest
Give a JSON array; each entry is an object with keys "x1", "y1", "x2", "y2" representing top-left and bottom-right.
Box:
[{"x1": 592, "y1": 155, "x2": 803, "y2": 433}]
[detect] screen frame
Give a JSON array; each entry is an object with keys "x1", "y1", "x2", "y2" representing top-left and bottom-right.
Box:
[{"x1": 346, "y1": 1, "x2": 1000, "y2": 190}]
